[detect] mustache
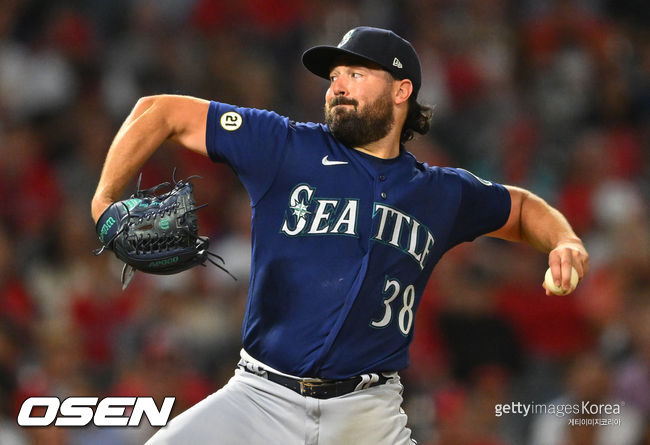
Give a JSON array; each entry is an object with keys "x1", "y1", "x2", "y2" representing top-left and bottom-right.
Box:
[{"x1": 328, "y1": 97, "x2": 359, "y2": 108}]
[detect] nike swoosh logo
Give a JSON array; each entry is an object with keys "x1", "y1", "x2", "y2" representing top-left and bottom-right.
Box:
[{"x1": 322, "y1": 156, "x2": 349, "y2": 166}]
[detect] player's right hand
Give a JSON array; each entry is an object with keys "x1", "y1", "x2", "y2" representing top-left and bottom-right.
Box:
[{"x1": 545, "y1": 239, "x2": 589, "y2": 295}]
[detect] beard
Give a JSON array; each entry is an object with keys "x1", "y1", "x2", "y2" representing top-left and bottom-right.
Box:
[{"x1": 324, "y1": 90, "x2": 394, "y2": 147}]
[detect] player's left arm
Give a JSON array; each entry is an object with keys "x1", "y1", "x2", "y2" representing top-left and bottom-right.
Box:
[{"x1": 487, "y1": 185, "x2": 589, "y2": 294}]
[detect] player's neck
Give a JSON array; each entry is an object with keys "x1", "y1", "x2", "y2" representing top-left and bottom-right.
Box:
[{"x1": 353, "y1": 130, "x2": 401, "y2": 160}]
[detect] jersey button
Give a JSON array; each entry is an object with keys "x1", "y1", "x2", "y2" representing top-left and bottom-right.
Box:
[
  {"x1": 380, "y1": 192, "x2": 387, "y2": 199},
  {"x1": 379, "y1": 175, "x2": 386, "y2": 181}
]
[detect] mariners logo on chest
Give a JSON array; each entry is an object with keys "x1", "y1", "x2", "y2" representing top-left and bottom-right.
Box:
[{"x1": 280, "y1": 183, "x2": 435, "y2": 270}]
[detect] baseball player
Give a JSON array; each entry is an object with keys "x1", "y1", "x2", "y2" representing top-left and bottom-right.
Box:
[{"x1": 91, "y1": 27, "x2": 589, "y2": 444}]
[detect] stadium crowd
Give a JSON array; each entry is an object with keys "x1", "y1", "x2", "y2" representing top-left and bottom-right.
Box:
[{"x1": 0, "y1": 0, "x2": 648, "y2": 444}]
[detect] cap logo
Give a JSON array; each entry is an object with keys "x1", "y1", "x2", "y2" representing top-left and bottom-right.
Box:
[
  {"x1": 338, "y1": 30, "x2": 354, "y2": 48},
  {"x1": 392, "y1": 58, "x2": 403, "y2": 69}
]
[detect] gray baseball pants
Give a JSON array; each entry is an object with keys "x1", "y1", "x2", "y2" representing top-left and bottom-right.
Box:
[{"x1": 145, "y1": 366, "x2": 415, "y2": 444}]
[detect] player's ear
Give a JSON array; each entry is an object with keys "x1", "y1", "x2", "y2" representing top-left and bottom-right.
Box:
[{"x1": 394, "y1": 79, "x2": 413, "y2": 105}]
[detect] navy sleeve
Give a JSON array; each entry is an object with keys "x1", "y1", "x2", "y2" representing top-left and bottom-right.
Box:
[
  {"x1": 205, "y1": 101, "x2": 290, "y2": 205},
  {"x1": 445, "y1": 168, "x2": 511, "y2": 249}
]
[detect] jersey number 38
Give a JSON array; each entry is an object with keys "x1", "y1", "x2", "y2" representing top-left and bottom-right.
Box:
[{"x1": 370, "y1": 276, "x2": 415, "y2": 336}]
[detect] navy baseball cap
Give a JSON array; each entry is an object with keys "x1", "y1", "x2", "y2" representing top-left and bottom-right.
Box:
[{"x1": 302, "y1": 26, "x2": 422, "y2": 96}]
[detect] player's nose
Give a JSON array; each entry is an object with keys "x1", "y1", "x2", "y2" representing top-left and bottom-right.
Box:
[{"x1": 330, "y1": 76, "x2": 349, "y2": 96}]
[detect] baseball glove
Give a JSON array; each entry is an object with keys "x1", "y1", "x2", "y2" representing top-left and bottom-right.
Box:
[{"x1": 94, "y1": 171, "x2": 235, "y2": 289}]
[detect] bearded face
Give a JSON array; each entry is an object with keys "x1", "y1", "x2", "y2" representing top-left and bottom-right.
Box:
[{"x1": 324, "y1": 86, "x2": 395, "y2": 148}]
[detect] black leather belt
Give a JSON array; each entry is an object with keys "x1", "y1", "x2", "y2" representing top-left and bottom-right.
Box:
[{"x1": 239, "y1": 365, "x2": 390, "y2": 399}]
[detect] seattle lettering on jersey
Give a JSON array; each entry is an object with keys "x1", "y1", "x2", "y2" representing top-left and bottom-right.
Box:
[
  {"x1": 280, "y1": 184, "x2": 435, "y2": 269},
  {"x1": 372, "y1": 203, "x2": 435, "y2": 270},
  {"x1": 280, "y1": 184, "x2": 359, "y2": 236}
]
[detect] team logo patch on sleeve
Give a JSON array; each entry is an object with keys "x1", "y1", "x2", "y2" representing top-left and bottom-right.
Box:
[{"x1": 220, "y1": 111, "x2": 243, "y2": 131}]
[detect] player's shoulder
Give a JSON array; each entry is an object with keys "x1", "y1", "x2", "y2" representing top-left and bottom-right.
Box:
[
  {"x1": 289, "y1": 120, "x2": 329, "y2": 134},
  {"x1": 405, "y1": 158, "x2": 501, "y2": 193},
  {"x1": 413, "y1": 161, "x2": 492, "y2": 185},
  {"x1": 210, "y1": 101, "x2": 331, "y2": 133},
  {"x1": 210, "y1": 101, "x2": 290, "y2": 127},
  {"x1": 210, "y1": 102, "x2": 334, "y2": 139},
  {"x1": 288, "y1": 120, "x2": 336, "y2": 146},
  {"x1": 403, "y1": 153, "x2": 462, "y2": 181}
]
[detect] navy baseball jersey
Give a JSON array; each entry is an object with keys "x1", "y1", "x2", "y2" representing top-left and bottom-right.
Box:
[{"x1": 206, "y1": 102, "x2": 511, "y2": 379}]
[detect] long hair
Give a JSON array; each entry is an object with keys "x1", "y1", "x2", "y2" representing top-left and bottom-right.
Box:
[{"x1": 400, "y1": 95, "x2": 433, "y2": 144}]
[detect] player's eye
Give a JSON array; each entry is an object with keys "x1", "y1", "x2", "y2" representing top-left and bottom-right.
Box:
[
  {"x1": 329, "y1": 75, "x2": 338, "y2": 82},
  {"x1": 352, "y1": 72, "x2": 363, "y2": 78}
]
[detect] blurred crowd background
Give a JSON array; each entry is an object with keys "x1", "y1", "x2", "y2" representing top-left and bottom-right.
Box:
[{"x1": 0, "y1": 0, "x2": 648, "y2": 444}]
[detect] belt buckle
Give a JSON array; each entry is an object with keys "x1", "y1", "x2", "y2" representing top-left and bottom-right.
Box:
[{"x1": 299, "y1": 378, "x2": 325, "y2": 397}]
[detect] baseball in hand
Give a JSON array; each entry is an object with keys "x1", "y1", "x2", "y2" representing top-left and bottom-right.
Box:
[{"x1": 544, "y1": 267, "x2": 579, "y2": 295}]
